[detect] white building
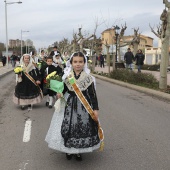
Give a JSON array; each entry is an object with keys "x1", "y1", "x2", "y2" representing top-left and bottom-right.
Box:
[{"x1": 145, "y1": 39, "x2": 170, "y2": 65}]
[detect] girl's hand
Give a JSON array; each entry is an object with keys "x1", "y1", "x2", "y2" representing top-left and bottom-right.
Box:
[
  {"x1": 57, "y1": 93, "x2": 63, "y2": 99},
  {"x1": 93, "y1": 110, "x2": 99, "y2": 122},
  {"x1": 18, "y1": 74, "x2": 22, "y2": 78},
  {"x1": 36, "y1": 80, "x2": 41, "y2": 84}
]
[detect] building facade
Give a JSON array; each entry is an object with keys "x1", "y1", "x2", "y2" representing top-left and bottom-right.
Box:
[
  {"x1": 101, "y1": 28, "x2": 154, "y2": 63},
  {"x1": 9, "y1": 39, "x2": 25, "y2": 48}
]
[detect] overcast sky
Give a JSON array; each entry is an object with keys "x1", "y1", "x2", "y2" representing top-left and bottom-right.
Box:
[{"x1": 0, "y1": 0, "x2": 165, "y2": 50}]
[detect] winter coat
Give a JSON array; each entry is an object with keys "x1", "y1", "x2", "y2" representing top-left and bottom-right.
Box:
[
  {"x1": 124, "y1": 52, "x2": 134, "y2": 64},
  {"x1": 135, "y1": 53, "x2": 145, "y2": 65}
]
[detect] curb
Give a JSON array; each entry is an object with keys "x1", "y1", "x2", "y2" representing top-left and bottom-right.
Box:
[
  {"x1": 0, "y1": 69, "x2": 13, "y2": 78},
  {"x1": 92, "y1": 74, "x2": 170, "y2": 101}
]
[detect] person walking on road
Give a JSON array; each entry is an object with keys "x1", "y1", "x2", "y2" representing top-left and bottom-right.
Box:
[
  {"x1": 40, "y1": 56, "x2": 62, "y2": 108},
  {"x1": 13, "y1": 54, "x2": 43, "y2": 110},
  {"x1": 45, "y1": 52, "x2": 102, "y2": 161},
  {"x1": 99, "y1": 53, "x2": 105, "y2": 68},
  {"x1": 10, "y1": 53, "x2": 17, "y2": 68},
  {"x1": 124, "y1": 48, "x2": 134, "y2": 70},
  {"x1": 135, "y1": 49, "x2": 145, "y2": 73},
  {"x1": 2, "y1": 55, "x2": 6, "y2": 66}
]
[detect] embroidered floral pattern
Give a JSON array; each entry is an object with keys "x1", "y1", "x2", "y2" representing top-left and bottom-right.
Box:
[{"x1": 61, "y1": 95, "x2": 100, "y2": 148}]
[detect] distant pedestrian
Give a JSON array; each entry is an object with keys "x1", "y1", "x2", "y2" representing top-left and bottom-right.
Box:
[
  {"x1": 99, "y1": 53, "x2": 105, "y2": 68},
  {"x1": 31, "y1": 51, "x2": 39, "y2": 64},
  {"x1": 50, "y1": 46, "x2": 63, "y2": 60},
  {"x1": 53, "y1": 54, "x2": 64, "y2": 70},
  {"x1": 2, "y1": 55, "x2": 6, "y2": 66},
  {"x1": 10, "y1": 53, "x2": 17, "y2": 68},
  {"x1": 62, "y1": 51, "x2": 70, "y2": 61},
  {"x1": 124, "y1": 48, "x2": 134, "y2": 70},
  {"x1": 97, "y1": 55, "x2": 100, "y2": 67},
  {"x1": 135, "y1": 49, "x2": 145, "y2": 73}
]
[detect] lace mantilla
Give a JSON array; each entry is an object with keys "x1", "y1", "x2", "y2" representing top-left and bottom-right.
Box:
[{"x1": 64, "y1": 71, "x2": 93, "y2": 91}]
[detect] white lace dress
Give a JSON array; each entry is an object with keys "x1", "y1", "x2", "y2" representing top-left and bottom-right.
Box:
[{"x1": 45, "y1": 72, "x2": 101, "y2": 154}]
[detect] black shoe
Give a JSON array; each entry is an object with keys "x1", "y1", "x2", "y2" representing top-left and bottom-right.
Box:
[
  {"x1": 75, "y1": 154, "x2": 82, "y2": 161},
  {"x1": 48, "y1": 105, "x2": 52, "y2": 109},
  {"x1": 66, "y1": 153, "x2": 72, "y2": 160},
  {"x1": 46, "y1": 102, "x2": 49, "y2": 106},
  {"x1": 28, "y1": 104, "x2": 32, "y2": 111},
  {"x1": 21, "y1": 106, "x2": 25, "y2": 110}
]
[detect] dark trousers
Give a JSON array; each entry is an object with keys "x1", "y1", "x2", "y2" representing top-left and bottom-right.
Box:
[{"x1": 100, "y1": 61, "x2": 104, "y2": 68}]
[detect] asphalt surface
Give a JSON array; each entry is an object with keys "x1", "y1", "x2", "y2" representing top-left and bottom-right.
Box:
[{"x1": 1, "y1": 72, "x2": 170, "y2": 169}]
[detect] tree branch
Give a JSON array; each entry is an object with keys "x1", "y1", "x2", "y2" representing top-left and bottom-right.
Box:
[{"x1": 149, "y1": 24, "x2": 161, "y2": 38}]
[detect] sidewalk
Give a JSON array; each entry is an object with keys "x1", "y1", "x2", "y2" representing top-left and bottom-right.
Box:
[
  {"x1": 93, "y1": 65, "x2": 170, "y2": 101},
  {"x1": 0, "y1": 64, "x2": 14, "y2": 78},
  {"x1": 94, "y1": 65, "x2": 170, "y2": 85}
]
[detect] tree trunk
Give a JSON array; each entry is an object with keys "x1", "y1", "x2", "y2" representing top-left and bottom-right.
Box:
[
  {"x1": 79, "y1": 42, "x2": 83, "y2": 52},
  {"x1": 112, "y1": 53, "x2": 116, "y2": 71},
  {"x1": 117, "y1": 37, "x2": 121, "y2": 62},
  {"x1": 159, "y1": 38, "x2": 168, "y2": 89},
  {"x1": 91, "y1": 55, "x2": 96, "y2": 72},
  {"x1": 72, "y1": 43, "x2": 76, "y2": 53},
  {"x1": 106, "y1": 46, "x2": 111, "y2": 74},
  {"x1": 159, "y1": 6, "x2": 170, "y2": 89},
  {"x1": 133, "y1": 43, "x2": 138, "y2": 56}
]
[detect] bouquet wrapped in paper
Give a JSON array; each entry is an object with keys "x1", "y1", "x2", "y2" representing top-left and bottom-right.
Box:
[
  {"x1": 46, "y1": 71, "x2": 65, "y2": 111},
  {"x1": 46, "y1": 71, "x2": 63, "y2": 91}
]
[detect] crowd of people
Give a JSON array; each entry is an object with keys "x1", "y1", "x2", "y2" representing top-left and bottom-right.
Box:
[
  {"x1": 1, "y1": 53, "x2": 20, "y2": 67},
  {"x1": 95, "y1": 52, "x2": 105, "y2": 68},
  {"x1": 94, "y1": 48, "x2": 145, "y2": 72},
  {"x1": 12, "y1": 47, "x2": 103, "y2": 161},
  {"x1": 10, "y1": 46, "x2": 144, "y2": 162}
]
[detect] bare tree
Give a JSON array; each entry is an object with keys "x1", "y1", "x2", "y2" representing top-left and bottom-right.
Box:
[
  {"x1": 149, "y1": 24, "x2": 161, "y2": 38},
  {"x1": 117, "y1": 23, "x2": 127, "y2": 61},
  {"x1": 158, "y1": 0, "x2": 170, "y2": 89},
  {"x1": 78, "y1": 27, "x2": 94, "y2": 52},
  {"x1": 150, "y1": 1, "x2": 170, "y2": 90},
  {"x1": 68, "y1": 31, "x2": 81, "y2": 53},
  {"x1": 103, "y1": 39, "x2": 112, "y2": 73}
]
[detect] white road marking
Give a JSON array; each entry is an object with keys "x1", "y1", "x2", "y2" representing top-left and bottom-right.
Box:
[
  {"x1": 23, "y1": 119, "x2": 32, "y2": 142},
  {"x1": 19, "y1": 160, "x2": 29, "y2": 170}
]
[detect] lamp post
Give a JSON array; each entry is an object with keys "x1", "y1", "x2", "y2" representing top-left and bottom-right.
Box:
[
  {"x1": 4, "y1": 0, "x2": 22, "y2": 68},
  {"x1": 21, "y1": 30, "x2": 29, "y2": 56},
  {"x1": 114, "y1": 25, "x2": 120, "y2": 63}
]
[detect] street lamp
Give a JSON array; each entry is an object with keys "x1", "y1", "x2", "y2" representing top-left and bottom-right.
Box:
[
  {"x1": 4, "y1": 0, "x2": 22, "y2": 68},
  {"x1": 114, "y1": 25, "x2": 120, "y2": 63},
  {"x1": 21, "y1": 30, "x2": 29, "y2": 56}
]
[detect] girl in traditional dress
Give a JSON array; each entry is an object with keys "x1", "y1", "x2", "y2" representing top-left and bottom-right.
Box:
[
  {"x1": 45, "y1": 52, "x2": 101, "y2": 161},
  {"x1": 52, "y1": 54, "x2": 63, "y2": 68},
  {"x1": 62, "y1": 51, "x2": 70, "y2": 61},
  {"x1": 13, "y1": 54, "x2": 42, "y2": 110}
]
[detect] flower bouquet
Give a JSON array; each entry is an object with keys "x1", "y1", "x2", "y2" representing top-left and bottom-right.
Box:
[
  {"x1": 88, "y1": 59, "x2": 92, "y2": 64},
  {"x1": 46, "y1": 71, "x2": 65, "y2": 111},
  {"x1": 14, "y1": 66, "x2": 23, "y2": 74},
  {"x1": 46, "y1": 71, "x2": 63, "y2": 91},
  {"x1": 14, "y1": 66, "x2": 24, "y2": 83}
]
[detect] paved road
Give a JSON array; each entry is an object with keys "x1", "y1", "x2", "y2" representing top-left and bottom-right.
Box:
[
  {"x1": 0, "y1": 65, "x2": 13, "y2": 78},
  {"x1": 1, "y1": 72, "x2": 170, "y2": 170}
]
